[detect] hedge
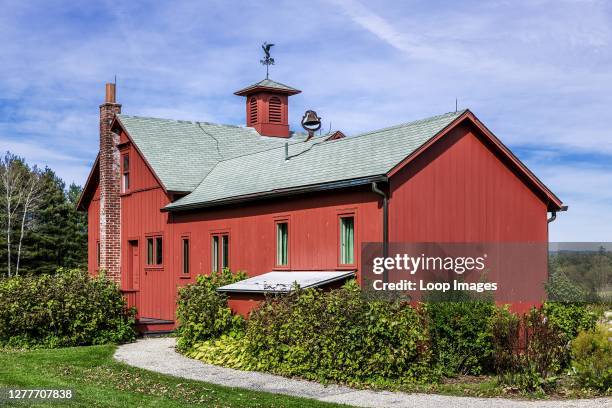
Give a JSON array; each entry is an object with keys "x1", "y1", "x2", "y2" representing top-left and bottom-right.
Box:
[
  {"x1": 177, "y1": 274, "x2": 601, "y2": 391},
  {"x1": 0, "y1": 269, "x2": 135, "y2": 348}
]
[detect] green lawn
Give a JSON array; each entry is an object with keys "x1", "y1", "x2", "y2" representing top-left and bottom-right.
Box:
[{"x1": 0, "y1": 345, "x2": 345, "y2": 408}]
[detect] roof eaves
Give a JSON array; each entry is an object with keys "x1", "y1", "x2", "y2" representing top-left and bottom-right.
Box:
[
  {"x1": 163, "y1": 174, "x2": 388, "y2": 212},
  {"x1": 76, "y1": 154, "x2": 100, "y2": 211}
]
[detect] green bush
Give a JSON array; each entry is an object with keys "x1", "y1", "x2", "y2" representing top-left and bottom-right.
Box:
[
  {"x1": 571, "y1": 324, "x2": 611, "y2": 392},
  {"x1": 0, "y1": 269, "x2": 135, "y2": 348},
  {"x1": 492, "y1": 308, "x2": 567, "y2": 393},
  {"x1": 176, "y1": 269, "x2": 246, "y2": 352},
  {"x1": 425, "y1": 301, "x2": 496, "y2": 376},
  {"x1": 542, "y1": 302, "x2": 597, "y2": 341},
  {"x1": 244, "y1": 280, "x2": 434, "y2": 386},
  {"x1": 187, "y1": 334, "x2": 256, "y2": 371}
]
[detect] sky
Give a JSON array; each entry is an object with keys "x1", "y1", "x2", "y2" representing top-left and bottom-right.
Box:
[{"x1": 0, "y1": 0, "x2": 611, "y2": 242}]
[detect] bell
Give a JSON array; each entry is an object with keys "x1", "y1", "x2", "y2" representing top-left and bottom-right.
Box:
[{"x1": 301, "y1": 110, "x2": 321, "y2": 130}]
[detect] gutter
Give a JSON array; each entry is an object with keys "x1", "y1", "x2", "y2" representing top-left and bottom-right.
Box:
[
  {"x1": 371, "y1": 181, "x2": 389, "y2": 283},
  {"x1": 547, "y1": 205, "x2": 568, "y2": 223},
  {"x1": 163, "y1": 175, "x2": 387, "y2": 212}
]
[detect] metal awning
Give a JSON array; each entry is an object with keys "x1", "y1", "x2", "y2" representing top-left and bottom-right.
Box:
[{"x1": 216, "y1": 270, "x2": 355, "y2": 294}]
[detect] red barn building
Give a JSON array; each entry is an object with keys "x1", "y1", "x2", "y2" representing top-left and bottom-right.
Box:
[{"x1": 78, "y1": 78, "x2": 564, "y2": 332}]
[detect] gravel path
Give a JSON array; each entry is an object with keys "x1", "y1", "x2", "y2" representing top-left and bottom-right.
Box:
[{"x1": 114, "y1": 337, "x2": 610, "y2": 408}]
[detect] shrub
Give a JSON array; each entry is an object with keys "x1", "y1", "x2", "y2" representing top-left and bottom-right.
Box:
[
  {"x1": 571, "y1": 325, "x2": 611, "y2": 392},
  {"x1": 244, "y1": 280, "x2": 434, "y2": 386},
  {"x1": 0, "y1": 269, "x2": 135, "y2": 348},
  {"x1": 176, "y1": 269, "x2": 246, "y2": 352},
  {"x1": 542, "y1": 302, "x2": 597, "y2": 340},
  {"x1": 492, "y1": 308, "x2": 567, "y2": 392},
  {"x1": 187, "y1": 334, "x2": 256, "y2": 371},
  {"x1": 425, "y1": 301, "x2": 496, "y2": 376}
]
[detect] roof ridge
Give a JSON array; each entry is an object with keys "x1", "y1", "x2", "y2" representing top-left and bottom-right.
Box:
[
  {"x1": 118, "y1": 114, "x2": 247, "y2": 130},
  {"x1": 208, "y1": 110, "x2": 467, "y2": 165}
]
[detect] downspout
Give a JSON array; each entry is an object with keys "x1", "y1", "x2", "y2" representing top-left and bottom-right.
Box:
[
  {"x1": 547, "y1": 212, "x2": 557, "y2": 223},
  {"x1": 371, "y1": 181, "x2": 388, "y2": 283}
]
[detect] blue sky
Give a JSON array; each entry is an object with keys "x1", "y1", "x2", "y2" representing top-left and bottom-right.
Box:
[{"x1": 1, "y1": 0, "x2": 611, "y2": 241}]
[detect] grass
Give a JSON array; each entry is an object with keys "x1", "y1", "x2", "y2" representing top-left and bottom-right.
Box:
[{"x1": 0, "y1": 345, "x2": 346, "y2": 408}]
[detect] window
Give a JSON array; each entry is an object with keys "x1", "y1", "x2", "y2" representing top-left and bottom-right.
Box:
[
  {"x1": 340, "y1": 216, "x2": 355, "y2": 265},
  {"x1": 276, "y1": 222, "x2": 288, "y2": 266},
  {"x1": 269, "y1": 96, "x2": 281, "y2": 123},
  {"x1": 122, "y1": 154, "x2": 130, "y2": 193},
  {"x1": 146, "y1": 235, "x2": 163, "y2": 266},
  {"x1": 211, "y1": 233, "x2": 229, "y2": 272},
  {"x1": 182, "y1": 237, "x2": 190, "y2": 275},
  {"x1": 96, "y1": 240, "x2": 101, "y2": 267}
]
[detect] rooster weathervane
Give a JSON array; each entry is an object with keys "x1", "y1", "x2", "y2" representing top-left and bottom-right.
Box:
[{"x1": 260, "y1": 42, "x2": 275, "y2": 79}]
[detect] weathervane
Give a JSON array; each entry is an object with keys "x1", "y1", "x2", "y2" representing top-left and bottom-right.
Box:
[{"x1": 260, "y1": 42, "x2": 275, "y2": 79}]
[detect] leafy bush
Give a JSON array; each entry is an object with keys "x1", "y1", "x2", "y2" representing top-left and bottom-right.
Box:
[
  {"x1": 571, "y1": 324, "x2": 611, "y2": 392},
  {"x1": 492, "y1": 308, "x2": 567, "y2": 392},
  {"x1": 244, "y1": 280, "x2": 434, "y2": 386},
  {"x1": 187, "y1": 334, "x2": 256, "y2": 371},
  {"x1": 176, "y1": 269, "x2": 246, "y2": 352},
  {"x1": 0, "y1": 268, "x2": 135, "y2": 348},
  {"x1": 542, "y1": 302, "x2": 598, "y2": 341},
  {"x1": 425, "y1": 301, "x2": 495, "y2": 376}
]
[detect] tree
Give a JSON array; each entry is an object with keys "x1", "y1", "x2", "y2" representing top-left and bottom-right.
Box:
[
  {"x1": 0, "y1": 152, "x2": 31, "y2": 276},
  {"x1": 0, "y1": 152, "x2": 87, "y2": 276},
  {"x1": 15, "y1": 165, "x2": 45, "y2": 275}
]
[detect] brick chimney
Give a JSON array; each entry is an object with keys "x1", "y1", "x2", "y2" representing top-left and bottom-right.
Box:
[
  {"x1": 99, "y1": 83, "x2": 121, "y2": 282},
  {"x1": 234, "y1": 79, "x2": 301, "y2": 137}
]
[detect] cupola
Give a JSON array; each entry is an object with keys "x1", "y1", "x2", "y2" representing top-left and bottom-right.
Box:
[{"x1": 234, "y1": 79, "x2": 301, "y2": 138}]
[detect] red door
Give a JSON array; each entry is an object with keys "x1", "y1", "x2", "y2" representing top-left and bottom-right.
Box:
[{"x1": 140, "y1": 236, "x2": 174, "y2": 320}]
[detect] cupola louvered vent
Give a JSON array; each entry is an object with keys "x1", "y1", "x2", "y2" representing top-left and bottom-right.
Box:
[
  {"x1": 269, "y1": 96, "x2": 282, "y2": 123},
  {"x1": 249, "y1": 97, "x2": 258, "y2": 124}
]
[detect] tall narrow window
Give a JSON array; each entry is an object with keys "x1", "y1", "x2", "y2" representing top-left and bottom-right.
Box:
[
  {"x1": 147, "y1": 238, "x2": 154, "y2": 265},
  {"x1": 276, "y1": 222, "x2": 288, "y2": 266},
  {"x1": 122, "y1": 154, "x2": 130, "y2": 193},
  {"x1": 221, "y1": 235, "x2": 229, "y2": 268},
  {"x1": 182, "y1": 237, "x2": 190, "y2": 275},
  {"x1": 211, "y1": 236, "x2": 219, "y2": 272},
  {"x1": 340, "y1": 216, "x2": 355, "y2": 265},
  {"x1": 269, "y1": 96, "x2": 282, "y2": 123},
  {"x1": 155, "y1": 237, "x2": 163, "y2": 265},
  {"x1": 96, "y1": 240, "x2": 101, "y2": 267},
  {"x1": 146, "y1": 236, "x2": 163, "y2": 266},
  {"x1": 211, "y1": 233, "x2": 229, "y2": 272}
]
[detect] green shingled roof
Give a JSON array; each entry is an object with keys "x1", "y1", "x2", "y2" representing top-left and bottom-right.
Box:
[
  {"x1": 165, "y1": 110, "x2": 466, "y2": 210},
  {"x1": 234, "y1": 78, "x2": 301, "y2": 96},
  {"x1": 117, "y1": 115, "x2": 305, "y2": 192}
]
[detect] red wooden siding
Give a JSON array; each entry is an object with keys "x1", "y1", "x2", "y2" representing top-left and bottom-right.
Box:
[
  {"x1": 169, "y1": 188, "x2": 382, "y2": 287},
  {"x1": 118, "y1": 139, "x2": 175, "y2": 320},
  {"x1": 87, "y1": 185, "x2": 100, "y2": 274},
  {"x1": 389, "y1": 122, "x2": 548, "y2": 242},
  {"x1": 388, "y1": 121, "x2": 548, "y2": 311}
]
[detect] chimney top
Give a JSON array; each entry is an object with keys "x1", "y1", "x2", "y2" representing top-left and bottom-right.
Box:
[{"x1": 105, "y1": 83, "x2": 117, "y2": 104}]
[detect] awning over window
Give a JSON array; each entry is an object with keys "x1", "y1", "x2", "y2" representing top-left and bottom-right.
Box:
[{"x1": 216, "y1": 271, "x2": 355, "y2": 294}]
